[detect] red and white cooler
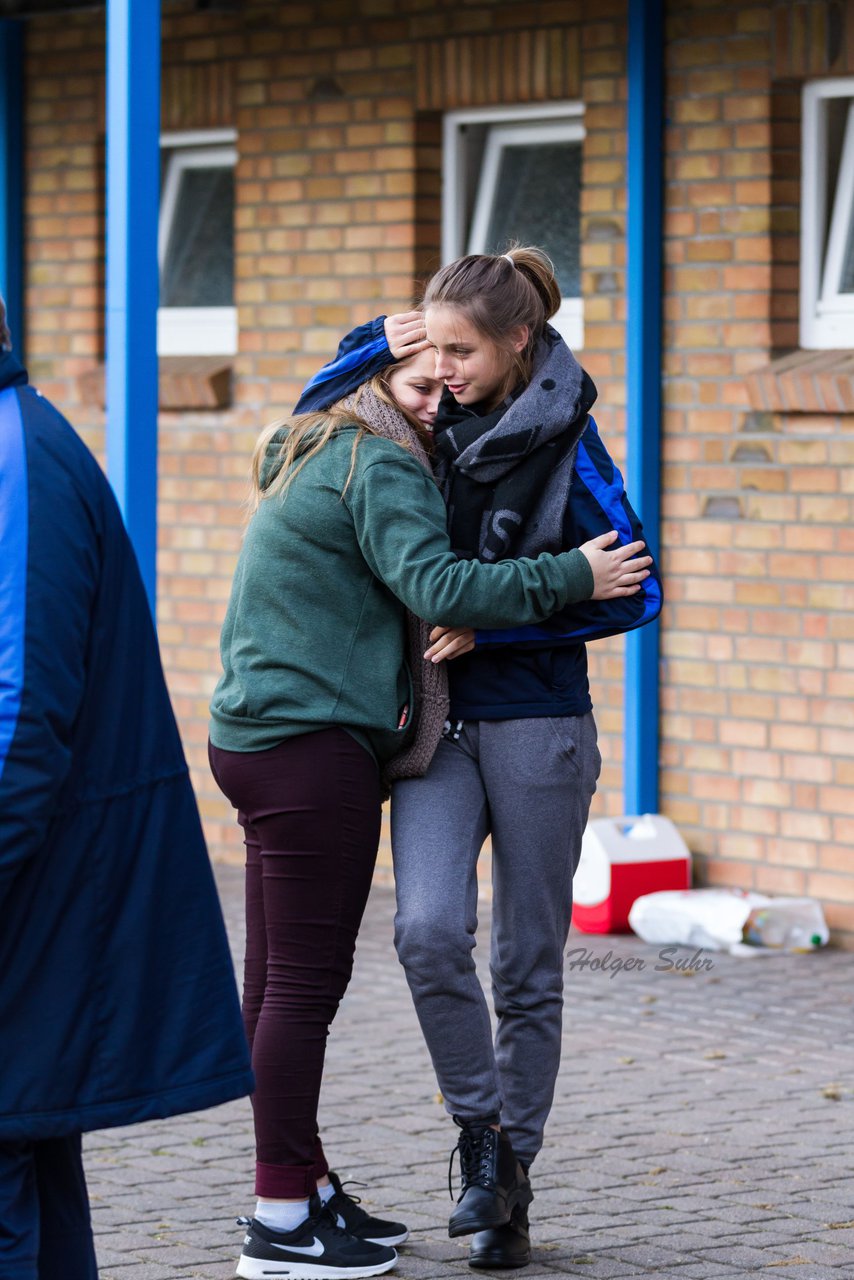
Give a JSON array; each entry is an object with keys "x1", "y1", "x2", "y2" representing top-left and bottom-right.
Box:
[{"x1": 571, "y1": 814, "x2": 691, "y2": 934}]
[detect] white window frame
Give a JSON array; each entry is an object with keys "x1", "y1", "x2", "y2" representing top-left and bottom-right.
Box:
[
  {"x1": 442, "y1": 102, "x2": 585, "y2": 349},
  {"x1": 158, "y1": 129, "x2": 238, "y2": 357},
  {"x1": 801, "y1": 80, "x2": 854, "y2": 349}
]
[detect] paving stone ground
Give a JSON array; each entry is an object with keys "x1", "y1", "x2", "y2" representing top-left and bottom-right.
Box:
[{"x1": 84, "y1": 863, "x2": 854, "y2": 1280}]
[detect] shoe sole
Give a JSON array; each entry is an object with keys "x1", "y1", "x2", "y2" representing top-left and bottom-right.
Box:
[
  {"x1": 469, "y1": 1249, "x2": 531, "y2": 1270},
  {"x1": 448, "y1": 1186, "x2": 533, "y2": 1239},
  {"x1": 364, "y1": 1230, "x2": 409, "y2": 1247},
  {"x1": 236, "y1": 1252, "x2": 397, "y2": 1279}
]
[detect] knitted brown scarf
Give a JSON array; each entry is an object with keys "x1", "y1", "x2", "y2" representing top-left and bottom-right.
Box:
[{"x1": 341, "y1": 385, "x2": 449, "y2": 786}]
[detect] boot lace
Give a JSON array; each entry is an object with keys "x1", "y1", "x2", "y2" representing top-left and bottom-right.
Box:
[{"x1": 448, "y1": 1125, "x2": 497, "y2": 1200}]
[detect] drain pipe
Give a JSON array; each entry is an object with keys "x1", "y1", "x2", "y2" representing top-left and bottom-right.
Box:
[
  {"x1": 106, "y1": 0, "x2": 161, "y2": 614},
  {"x1": 624, "y1": 0, "x2": 664, "y2": 815}
]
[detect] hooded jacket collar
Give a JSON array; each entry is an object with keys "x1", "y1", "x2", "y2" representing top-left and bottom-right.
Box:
[{"x1": 0, "y1": 352, "x2": 28, "y2": 393}]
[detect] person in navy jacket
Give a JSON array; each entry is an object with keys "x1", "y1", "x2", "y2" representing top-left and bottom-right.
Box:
[
  {"x1": 0, "y1": 297, "x2": 253, "y2": 1280},
  {"x1": 296, "y1": 250, "x2": 662, "y2": 1271}
]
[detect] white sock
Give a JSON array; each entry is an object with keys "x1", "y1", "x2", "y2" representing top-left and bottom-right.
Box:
[
  {"x1": 318, "y1": 1182, "x2": 335, "y2": 1205},
  {"x1": 255, "y1": 1198, "x2": 310, "y2": 1233}
]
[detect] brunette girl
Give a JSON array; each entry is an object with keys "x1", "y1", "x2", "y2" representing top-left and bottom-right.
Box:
[{"x1": 297, "y1": 251, "x2": 662, "y2": 1270}]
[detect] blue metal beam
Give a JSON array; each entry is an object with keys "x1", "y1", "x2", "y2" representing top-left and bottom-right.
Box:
[
  {"x1": 625, "y1": 0, "x2": 663, "y2": 814},
  {"x1": 0, "y1": 21, "x2": 24, "y2": 362},
  {"x1": 106, "y1": 0, "x2": 161, "y2": 613}
]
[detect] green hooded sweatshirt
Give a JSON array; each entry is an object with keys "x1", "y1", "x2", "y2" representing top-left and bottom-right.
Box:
[{"x1": 210, "y1": 428, "x2": 593, "y2": 765}]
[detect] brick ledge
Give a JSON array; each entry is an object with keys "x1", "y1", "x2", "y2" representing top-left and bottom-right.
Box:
[
  {"x1": 744, "y1": 350, "x2": 854, "y2": 415},
  {"x1": 78, "y1": 357, "x2": 233, "y2": 411}
]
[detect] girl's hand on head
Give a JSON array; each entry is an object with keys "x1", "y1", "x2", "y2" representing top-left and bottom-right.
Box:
[
  {"x1": 424, "y1": 625, "x2": 477, "y2": 663},
  {"x1": 580, "y1": 531, "x2": 653, "y2": 600},
  {"x1": 385, "y1": 312, "x2": 431, "y2": 361}
]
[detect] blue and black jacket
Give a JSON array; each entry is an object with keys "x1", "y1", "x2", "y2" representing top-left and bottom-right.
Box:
[
  {"x1": 0, "y1": 352, "x2": 253, "y2": 1139},
  {"x1": 295, "y1": 315, "x2": 394, "y2": 414},
  {"x1": 295, "y1": 321, "x2": 662, "y2": 721}
]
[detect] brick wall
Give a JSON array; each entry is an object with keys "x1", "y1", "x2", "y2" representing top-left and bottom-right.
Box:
[
  {"x1": 662, "y1": 0, "x2": 854, "y2": 943},
  {"x1": 20, "y1": 0, "x2": 854, "y2": 943}
]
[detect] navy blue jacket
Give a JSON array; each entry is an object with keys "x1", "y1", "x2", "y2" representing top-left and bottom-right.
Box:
[
  {"x1": 295, "y1": 322, "x2": 662, "y2": 720},
  {"x1": 0, "y1": 354, "x2": 253, "y2": 1141},
  {"x1": 444, "y1": 413, "x2": 662, "y2": 719},
  {"x1": 295, "y1": 316, "x2": 393, "y2": 414}
]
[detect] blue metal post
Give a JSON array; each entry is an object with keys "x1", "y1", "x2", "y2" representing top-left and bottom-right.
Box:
[
  {"x1": 0, "y1": 21, "x2": 24, "y2": 362},
  {"x1": 106, "y1": 0, "x2": 161, "y2": 613},
  {"x1": 625, "y1": 0, "x2": 663, "y2": 814}
]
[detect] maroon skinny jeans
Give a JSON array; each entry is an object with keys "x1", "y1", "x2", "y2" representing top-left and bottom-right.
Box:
[{"x1": 209, "y1": 729, "x2": 382, "y2": 1198}]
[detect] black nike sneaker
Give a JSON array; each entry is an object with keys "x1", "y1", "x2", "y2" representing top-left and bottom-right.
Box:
[
  {"x1": 325, "y1": 1171, "x2": 409, "y2": 1246},
  {"x1": 235, "y1": 1194, "x2": 397, "y2": 1279}
]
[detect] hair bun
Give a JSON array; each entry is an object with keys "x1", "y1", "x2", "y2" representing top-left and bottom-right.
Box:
[{"x1": 503, "y1": 246, "x2": 561, "y2": 322}]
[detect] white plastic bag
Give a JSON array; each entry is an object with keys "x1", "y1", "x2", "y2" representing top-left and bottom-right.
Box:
[
  {"x1": 628, "y1": 888, "x2": 770, "y2": 952},
  {"x1": 629, "y1": 889, "x2": 830, "y2": 954}
]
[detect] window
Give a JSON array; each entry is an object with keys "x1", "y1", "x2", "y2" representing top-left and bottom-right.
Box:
[
  {"x1": 158, "y1": 129, "x2": 237, "y2": 356},
  {"x1": 801, "y1": 80, "x2": 854, "y2": 349},
  {"x1": 442, "y1": 103, "x2": 585, "y2": 349}
]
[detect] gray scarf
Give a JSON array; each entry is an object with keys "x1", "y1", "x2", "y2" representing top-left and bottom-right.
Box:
[
  {"x1": 341, "y1": 386, "x2": 449, "y2": 786},
  {"x1": 433, "y1": 327, "x2": 596, "y2": 561}
]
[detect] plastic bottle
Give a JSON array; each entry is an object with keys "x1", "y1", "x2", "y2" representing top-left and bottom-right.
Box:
[{"x1": 742, "y1": 898, "x2": 829, "y2": 951}]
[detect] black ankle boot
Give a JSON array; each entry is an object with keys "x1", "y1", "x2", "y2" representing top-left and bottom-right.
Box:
[
  {"x1": 469, "y1": 1204, "x2": 531, "y2": 1269},
  {"x1": 448, "y1": 1121, "x2": 532, "y2": 1238}
]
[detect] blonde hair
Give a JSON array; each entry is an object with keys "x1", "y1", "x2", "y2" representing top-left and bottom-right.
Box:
[
  {"x1": 423, "y1": 243, "x2": 561, "y2": 403},
  {"x1": 247, "y1": 367, "x2": 432, "y2": 515}
]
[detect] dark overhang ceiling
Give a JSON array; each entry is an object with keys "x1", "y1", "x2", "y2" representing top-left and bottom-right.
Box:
[
  {"x1": 0, "y1": 0, "x2": 238, "y2": 15},
  {"x1": 0, "y1": 1, "x2": 103, "y2": 12}
]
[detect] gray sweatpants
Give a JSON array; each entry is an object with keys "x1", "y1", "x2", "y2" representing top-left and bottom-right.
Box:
[{"x1": 391, "y1": 713, "x2": 601, "y2": 1167}]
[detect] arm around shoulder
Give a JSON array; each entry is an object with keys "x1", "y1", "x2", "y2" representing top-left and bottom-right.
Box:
[
  {"x1": 345, "y1": 446, "x2": 595, "y2": 629},
  {"x1": 293, "y1": 316, "x2": 391, "y2": 413}
]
